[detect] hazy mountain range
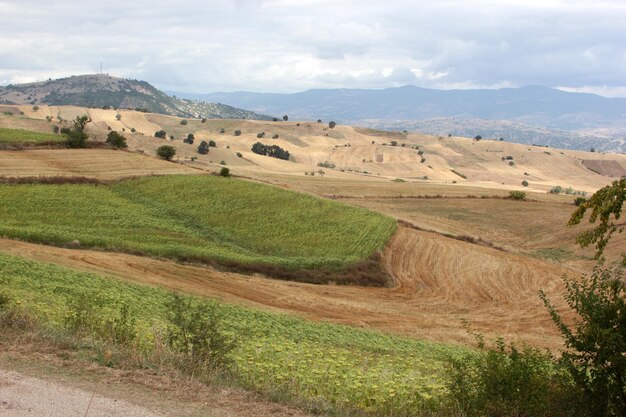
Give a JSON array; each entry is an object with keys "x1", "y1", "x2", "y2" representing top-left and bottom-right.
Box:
[
  {"x1": 172, "y1": 85, "x2": 626, "y2": 153},
  {"x1": 0, "y1": 74, "x2": 272, "y2": 121}
]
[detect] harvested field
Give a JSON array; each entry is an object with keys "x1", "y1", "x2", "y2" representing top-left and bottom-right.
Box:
[
  {"x1": 0, "y1": 149, "x2": 198, "y2": 179},
  {"x1": 0, "y1": 227, "x2": 573, "y2": 350}
]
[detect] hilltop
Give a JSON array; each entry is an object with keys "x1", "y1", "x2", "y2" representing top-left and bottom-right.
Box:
[
  {"x1": 0, "y1": 74, "x2": 272, "y2": 120},
  {"x1": 177, "y1": 85, "x2": 626, "y2": 152}
]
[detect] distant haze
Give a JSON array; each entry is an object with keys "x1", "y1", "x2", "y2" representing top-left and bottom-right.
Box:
[{"x1": 1, "y1": 1, "x2": 625, "y2": 97}]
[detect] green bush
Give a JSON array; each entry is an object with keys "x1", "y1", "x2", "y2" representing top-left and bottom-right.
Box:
[
  {"x1": 234, "y1": 130, "x2": 242, "y2": 136},
  {"x1": 154, "y1": 130, "x2": 167, "y2": 139},
  {"x1": 166, "y1": 294, "x2": 236, "y2": 371},
  {"x1": 220, "y1": 167, "x2": 230, "y2": 177},
  {"x1": 180, "y1": 119, "x2": 188, "y2": 125},
  {"x1": 197, "y1": 140, "x2": 209, "y2": 154},
  {"x1": 106, "y1": 131, "x2": 127, "y2": 149},
  {"x1": 156, "y1": 145, "x2": 176, "y2": 161},
  {"x1": 521, "y1": 180, "x2": 529, "y2": 187},
  {"x1": 236, "y1": 152, "x2": 242, "y2": 158},
  {"x1": 328, "y1": 121, "x2": 336, "y2": 129},
  {"x1": 61, "y1": 115, "x2": 90, "y2": 148},
  {"x1": 449, "y1": 338, "x2": 580, "y2": 417},
  {"x1": 509, "y1": 190, "x2": 526, "y2": 200}
]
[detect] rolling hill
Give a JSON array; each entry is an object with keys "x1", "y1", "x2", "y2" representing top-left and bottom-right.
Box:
[
  {"x1": 176, "y1": 85, "x2": 626, "y2": 152},
  {"x1": 0, "y1": 74, "x2": 273, "y2": 121}
]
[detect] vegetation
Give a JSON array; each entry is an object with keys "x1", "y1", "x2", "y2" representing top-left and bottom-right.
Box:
[
  {"x1": 61, "y1": 115, "x2": 90, "y2": 148},
  {"x1": 234, "y1": 130, "x2": 242, "y2": 136},
  {"x1": 0, "y1": 252, "x2": 465, "y2": 417},
  {"x1": 180, "y1": 119, "x2": 188, "y2": 125},
  {"x1": 105, "y1": 131, "x2": 127, "y2": 149},
  {"x1": 156, "y1": 145, "x2": 176, "y2": 160},
  {"x1": 184, "y1": 133, "x2": 195, "y2": 144},
  {"x1": 219, "y1": 167, "x2": 230, "y2": 177},
  {"x1": 522, "y1": 180, "x2": 529, "y2": 187},
  {"x1": 257, "y1": 132, "x2": 265, "y2": 138},
  {"x1": 197, "y1": 140, "x2": 209, "y2": 154},
  {"x1": 317, "y1": 161, "x2": 336, "y2": 169},
  {"x1": 509, "y1": 190, "x2": 526, "y2": 200},
  {"x1": 208, "y1": 139, "x2": 216, "y2": 147},
  {"x1": 0, "y1": 175, "x2": 395, "y2": 275},
  {"x1": 154, "y1": 129, "x2": 167, "y2": 139},
  {"x1": 251, "y1": 142, "x2": 290, "y2": 160},
  {"x1": 0, "y1": 128, "x2": 64, "y2": 144},
  {"x1": 329, "y1": 121, "x2": 336, "y2": 129}
]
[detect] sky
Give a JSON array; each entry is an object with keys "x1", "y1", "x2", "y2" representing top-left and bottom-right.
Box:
[{"x1": 0, "y1": 0, "x2": 625, "y2": 96}]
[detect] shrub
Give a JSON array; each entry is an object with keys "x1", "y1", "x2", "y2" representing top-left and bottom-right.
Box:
[
  {"x1": 509, "y1": 161, "x2": 515, "y2": 166},
  {"x1": 201, "y1": 118, "x2": 207, "y2": 123},
  {"x1": 251, "y1": 142, "x2": 290, "y2": 160},
  {"x1": 234, "y1": 130, "x2": 241, "y2": 136},
  {"x1": 130, "y1": 127, "x2": 136, "y2": 133},
  {"x1": 219, "y1": 128, "x2": 225, "y2": 134},
  {"x1": 115, "y1": 113, "x2": 121, "y2": 120},
  {"x1": 220, "y1": 160, "x2": 226, "y2": 165},
  {"x1": 549, "y1": 185, "x2": 563, "y2": 194},
  {"x1": 32, "y1": 105, "x2": 39, "y2": 111},
  {"x1": 328, "y1": 121, "x2": 336, "y2": 129},
  {"x1": 183, "y1": 133, "x2": 195, "y2": 144},
  {"x1": 317, "y1": 161, "x2": 336, "y2": 169},
  {"x1": 197, "y1": 140, "x2": 209, "y2": 154},
  {"x1": 317, "y1": 119, "x2": 322, "y2": 123},
  {"x1": 156, "y1": 145, "x2": 176, "y2": 161},
  {"x1": 219, "y1": 167, "x2": 230, "y2": 177},
  {"x1": 257, "y1": 132, "x2": 265, "y2": 138},
  {"x1": 449, "y1": 338, "x2": 579, "y2": 417},
  {"x1": 521, "y1": 180, "x2": 529, "y2": 187},
  {"x1": 474, "y1": 135, "x2": 482, "y2": 141},
  {"x1": 236, "y1": 152, "x2": 242, "y2": 158},
  {"x1": 166, "y1": 294, "x2": 236, "y2": 371},
  {"x1": 574, "y1": 196, "x2": 586, "y2": 206},
  {"x1": 272, "y1": 134, "x2": 279, "y2": 139},
  {"x1": 283, "y1": 115, "x2": 288, "y2": 121},
  {"x1": 154, "y1": 130, "x2": 167, "y2": 139},
  {"x1": 390, "y1": 141, "x2": 398, "y2": 146},
  {"x1": 106, "y1": 131, "x2": 127, "y2": 149},
  {"x1": 180, "y1": 119, "x2": 188, "y2": 125},
  {"x1": 509, "y1": 190, "x2": 526, "y2": 200},
  {"x1": 272, "y1": 117, "x2": 278, "y2": 122},
  {"x1": 62, "y1": 115, "x2": 90, "y2": 148}
]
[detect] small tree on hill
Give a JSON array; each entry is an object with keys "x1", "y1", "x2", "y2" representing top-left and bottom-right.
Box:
[
  {"x1": 219, "y1": 167, "x2": 230, "y2": 177},
  {"x1": 283, "y1": 115, "x2": 288, "y2": 121},
  {"x1": 208, "y1": 140, "x2": 216, "y2": 147},
  {"x1": 234, "y1": 130, "x2": 242, "y2": 136},
  {"x1": 156, "y1": 145, "x2": 176, "y2": 161},
  {"x1": 155, "y1": 130, "x2": 167, "y2": 139},
  {"x1": 106, "y1": 131, "x2": 127, "y2": 149},
  {"x1": 197, "y1": 140, "x2": 209, "y2": 154},
  {"x1": 328, "y1": 121, "x2": 336, "y2": 129},
  {"x1": 61, "y1": 114, "x2": 90, "y2": 148},
  {"x1": 184, "y1": 133, "x2": 195, "y2": 144}
]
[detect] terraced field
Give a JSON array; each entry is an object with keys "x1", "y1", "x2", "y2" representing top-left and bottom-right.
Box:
[
  {"x1": 0, "y1": 127, "x2": 64, "y2": 144},
  {"x1": 0, "y1": 175, "x2": 395, "y2": 283}
]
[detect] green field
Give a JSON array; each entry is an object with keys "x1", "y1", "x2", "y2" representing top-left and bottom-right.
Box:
[
  {"x1": 0, "y1": 175, "x2": 396, "y2": 275},
  {"x1": 0, "y1": 252, "x2": 466, "y2": 415},
  {"x1": 0, "y1": 127, "x2": 64, "y2": 144}
]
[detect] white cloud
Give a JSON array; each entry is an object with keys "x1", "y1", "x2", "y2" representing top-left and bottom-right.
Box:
[{"x1": 0, "y1": 0, "x2": 624, "y2": 96}]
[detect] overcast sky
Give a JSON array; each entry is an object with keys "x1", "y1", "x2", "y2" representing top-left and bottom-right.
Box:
[{"x1": 1, "y1": 0, "x2": 625, "y2": 96}]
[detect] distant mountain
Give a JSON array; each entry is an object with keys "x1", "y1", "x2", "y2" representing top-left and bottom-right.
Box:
[
  {"x1": 173, "y1": 85, "x2": 626, "y2": 152},
  {"x1": 0, "y1": 74, "x2": 272, "y2": 120}
]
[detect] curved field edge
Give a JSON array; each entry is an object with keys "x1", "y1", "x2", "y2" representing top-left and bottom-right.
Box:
[
  {"x1": 0, "y1": 174, "x2": 396, "y2": 285},
  {"x1": 0, "y1": 252, "x2": 468, "y2": 415}
]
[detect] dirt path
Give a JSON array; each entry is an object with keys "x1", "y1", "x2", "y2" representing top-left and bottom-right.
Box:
[
  {"x1": 0, "y1": 368, "x2": 162, "y2": 417},
  {"x1": 0, "y1": 228, "x2": 572, "y2": 349}
]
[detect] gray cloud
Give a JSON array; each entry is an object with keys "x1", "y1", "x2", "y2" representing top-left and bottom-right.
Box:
[{"x1": 0, "y1": 0, "x2": 624, "y2": 96}]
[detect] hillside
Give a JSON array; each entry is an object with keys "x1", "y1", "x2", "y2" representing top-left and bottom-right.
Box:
[
  {"x1": 0, "y1": 74, "x2": 272, "y2": 120},
  {"x1": 177, "y1": 85, "x2": 626, "y2": 152}
]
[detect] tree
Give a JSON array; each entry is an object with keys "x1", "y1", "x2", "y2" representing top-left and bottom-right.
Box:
[
  {"x1": 234, "y1": 130, "x2": 242, "y2": 136},
  {"x1": 180, "y1": 119, "x2": 188, "y2": 125},
  {"x1": 474, "y1": 135, "x2": 482, "y2": 141},
  {"x1": 521, "y1": 180, "x2": 529, "y2": 187},
  {"x1": 317, "y1": 119, "x2": 322, "y2": 123},
  {"x1": 197, "y1": 140, "x2": 209, "y2": 154},
  {"x1": 155, "y1": 130, "x2": 167, "y2": 139},
  {"x1": 106, "y1": 131, "x2": 127, "y2": 149},
  {"x1": 328, "y1": 121, "x2": 336, "y2": 129},
  {"x1": 184, "y1": 133, "x2": 195, "y2": 144},
  {"x1": 219, "y1": 167, "x2": 230, "y2": 177},
  {"x1": 156, "y1": 145, "x2": 176, "y2": 161},
  {"x1": 208, "y1": 140, "x2": 216, "y2": 147},
  {"x1": 540, "y1": 178, "x2": 626, "y2": 416},
  {"x1": 283, "y1": 115, "x2": 288, "y2": 121},
  {"x1": 251, "y1": 142, "x2": 290, "y2": 160},
  {"x1": 61, "y1": 114, "x2": 90, "y2": 148}
]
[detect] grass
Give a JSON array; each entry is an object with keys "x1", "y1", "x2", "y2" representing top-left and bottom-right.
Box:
[
  {"x1": 0, "y1": 175, "x2": 396, "y2": 283},
  {"x1": 0, "y1": 252, "x2": 467, "y2": 415},
  {"x1": 0, "y1": 127, "x2": 63, "y2": 144}
]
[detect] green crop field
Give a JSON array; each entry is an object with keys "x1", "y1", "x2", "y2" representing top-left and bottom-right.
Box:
[
  {"x1": 0, "y1": 252, "x2": 466, "y2": 415},
  {"x1": 0, "y1": 175, "x2": 396, "y2": 273},
  {"x1": 0, "y1": 127, "x2": 64, "y2": 143}
]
